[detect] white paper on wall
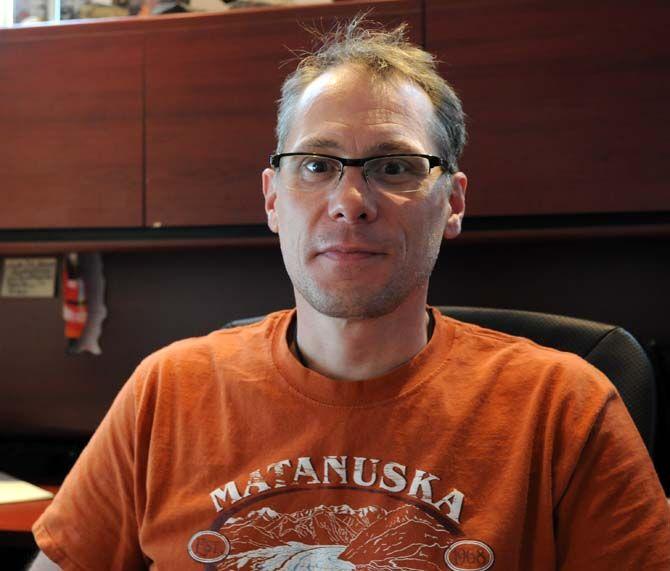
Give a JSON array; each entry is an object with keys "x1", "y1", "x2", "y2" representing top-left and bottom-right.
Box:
[{"x1": 1, "y1": 257, "x2": 57, "y2": 298}]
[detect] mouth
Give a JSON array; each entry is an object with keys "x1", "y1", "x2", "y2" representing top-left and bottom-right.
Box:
[{"x1": 317, "y1": 245, "x2": 386, "y2": 262}]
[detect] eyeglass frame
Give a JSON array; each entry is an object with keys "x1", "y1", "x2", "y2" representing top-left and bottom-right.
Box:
[{"x1": 268, "y1": 152, "x2": 456, "y2": 191}]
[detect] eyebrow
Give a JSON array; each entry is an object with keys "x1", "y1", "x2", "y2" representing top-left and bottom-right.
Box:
[
  {"x1": 370, "y1": 141, "x2": 424, "y2": 154},
  {"x1": 297, "y1": 138, "x2": 425, "y2": 156},
  {"x1": 296, "y1": 138, "x2": 343, "y2": 152}
]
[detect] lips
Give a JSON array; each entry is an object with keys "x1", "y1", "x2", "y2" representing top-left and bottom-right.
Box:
[
  {"x1": 322, "y1": 251, "x2": 380, "y2": 261},
  {"x1": 317, "y1": 244, "x2": 386, "y2": 262}
]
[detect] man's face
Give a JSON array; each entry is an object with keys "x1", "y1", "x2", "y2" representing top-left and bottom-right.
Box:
[{"x1": 262, "y1": 65, "x2": 467, "y2": 319}]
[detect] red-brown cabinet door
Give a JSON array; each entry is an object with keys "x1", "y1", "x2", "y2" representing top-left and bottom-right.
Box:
[
  {"x1": 0, "y1": 30, "x2": 143, "y2": 229},
  {"x1": 425, "y1": 0, "x2": 670, "y2": 217},
  {"x1": 144, "y1": 0, "x2": 423, "y2": 228}
]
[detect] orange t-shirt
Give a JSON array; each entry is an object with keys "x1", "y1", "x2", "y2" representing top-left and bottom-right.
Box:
[{"x1": 33, "y1": 308, "x2": 670, "y2": 570}]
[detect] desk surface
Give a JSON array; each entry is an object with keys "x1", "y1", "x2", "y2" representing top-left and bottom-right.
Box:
[{"x1": 0, "y1": 486, "x2": 59, "y2": 533}]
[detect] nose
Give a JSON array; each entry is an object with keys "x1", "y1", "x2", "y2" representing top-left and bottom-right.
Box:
[{"x1": 327, "y1": 166, "x2": 379, "y2": 223}]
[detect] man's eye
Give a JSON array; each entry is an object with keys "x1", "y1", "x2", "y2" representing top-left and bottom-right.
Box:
[
  {"x1": 380, "y1": 161, "x2": 408, "y2": 175},
  {"x1": 303, "y1": 159, "x2": 332, "y2": 174}
]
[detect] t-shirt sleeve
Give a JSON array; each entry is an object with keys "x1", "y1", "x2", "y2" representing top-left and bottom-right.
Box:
[
  {"x1": 555, "y1": 392, "x2": 670, "y2": 570},
  {"x1": 32, "y1": 366, "x2": 148, "y2": 570}
]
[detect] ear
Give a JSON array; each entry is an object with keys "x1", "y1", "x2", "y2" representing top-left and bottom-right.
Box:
[
  {"x1": 444, "y1": 171, "x2": 467, "y2": 240},
  {"x1": 262, "y1": 167, "x2": 279, "y2": 233}
]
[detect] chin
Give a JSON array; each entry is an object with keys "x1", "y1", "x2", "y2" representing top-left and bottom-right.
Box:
[{"x1": 299, "y1": 284, "x2": 411, "y2": 320}]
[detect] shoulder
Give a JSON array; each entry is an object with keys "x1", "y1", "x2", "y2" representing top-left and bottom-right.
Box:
[
  {"x1": 130, "y1": 309, "x2": 290, "y2": 396},
  {"x1": 439, "y1": 314, "x2": 626, "y2": 471},
  {"x1": 441, "y1": 313, "x2": 617, "y2": 406}
]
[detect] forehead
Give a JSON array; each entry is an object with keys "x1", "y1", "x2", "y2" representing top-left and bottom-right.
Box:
[{"x1": 284, "y1": 65, "x2": 437, "y2": 155}]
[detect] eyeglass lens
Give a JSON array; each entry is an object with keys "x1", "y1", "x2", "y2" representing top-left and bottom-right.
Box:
[{"x1": 277, "y1": 155, "x2": 432, "y2": 193}]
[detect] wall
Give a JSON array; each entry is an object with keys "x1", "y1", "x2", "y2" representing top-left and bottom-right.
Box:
[{"x1": 1, "y1": 237, "x2": 667, "y2": 420}]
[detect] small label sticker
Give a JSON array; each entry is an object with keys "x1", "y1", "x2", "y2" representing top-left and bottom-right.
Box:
[
  {"x1": 187, "y1": 530, "x2": 230, "y2": 564},
  {"x1": 1, "y1": 257, "x2": 57, "y2": 298},
  {"x1": 445, "y1": 539, "x2": 495, "y2": 571}
]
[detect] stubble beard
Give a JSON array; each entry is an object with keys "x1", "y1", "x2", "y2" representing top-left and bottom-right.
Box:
[
  {"x1": 294, "y1": 274, "x2": 420, "y2": 319},
  {"x1": 286, "y1": 236, "x2": 443, "y2": 320}
]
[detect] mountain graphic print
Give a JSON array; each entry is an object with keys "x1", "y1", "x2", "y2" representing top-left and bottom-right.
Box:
[{"x1": 215, "y1": 502, "x2": 455, "y2": 570}]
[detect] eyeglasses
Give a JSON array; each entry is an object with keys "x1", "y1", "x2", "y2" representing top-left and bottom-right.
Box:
[{"x1": 269, "y1": 152, "x2": 454, "y2": 194}]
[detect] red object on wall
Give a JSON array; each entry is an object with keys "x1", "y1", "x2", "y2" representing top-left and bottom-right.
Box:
[{"x1": 62, "y1": 254, "x2": 88, "y2": 347}]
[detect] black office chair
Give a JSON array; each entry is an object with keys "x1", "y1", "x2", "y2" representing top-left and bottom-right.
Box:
[{"x1": 224, "y1": 307, "x2": 657, "y2": 453}]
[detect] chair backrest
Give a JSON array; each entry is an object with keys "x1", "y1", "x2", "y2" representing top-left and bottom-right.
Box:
[{"x1": 224, "y1": 307, "x2": 657, "y2": 452}]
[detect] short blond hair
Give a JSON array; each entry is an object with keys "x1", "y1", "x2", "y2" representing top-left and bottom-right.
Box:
[{"x1": 275, "y1": 15, "x2": 467, "y2": 171}]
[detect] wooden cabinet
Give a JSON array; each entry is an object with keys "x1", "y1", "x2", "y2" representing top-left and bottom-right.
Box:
[
  {"x1": 144, "y1": 1, "x2": 422, "y2": 227},
  {"x1": 0, "y1": 1, "x2": 421, "y2": 232},
  {"x1": 425, "y1": 0, "x2": 670, "y2": 217},
  {"x1": 0, "y1": 28, "x2": 144, "y2": 229},
  {"x1": 1, "y1": 0, "x2": 668, "y2": 237}
]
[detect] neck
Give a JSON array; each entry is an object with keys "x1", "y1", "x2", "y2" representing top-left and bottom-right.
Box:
[{"x1": 293, "y1": 288, "x2": 432, "y2": 381}]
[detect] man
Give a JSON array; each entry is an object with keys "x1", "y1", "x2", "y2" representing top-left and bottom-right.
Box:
[{"x1": 30, "y1": 18, "x2": 670, "y2": 570}]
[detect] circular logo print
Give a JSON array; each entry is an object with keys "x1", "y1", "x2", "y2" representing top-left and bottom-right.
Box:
[
  {"x1": 187, "y1": 530, "x2": 231, "y2": 564},
  {"x1": 445, "y1": 539, "x2": 495, "y2": 571}
]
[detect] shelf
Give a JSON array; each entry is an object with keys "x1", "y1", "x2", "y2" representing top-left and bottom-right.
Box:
[{"x1": 0, "y1": 212, "x2": 668, "y2": 254}]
